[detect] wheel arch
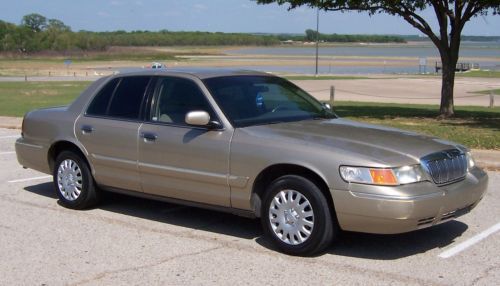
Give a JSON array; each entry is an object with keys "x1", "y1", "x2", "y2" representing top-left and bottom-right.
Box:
[
  {"x1": 48, "y1": 140, "x2": 92, "y2": 173},
  {"x1": 251, "y1": 164, "x2": 337, "y2": 220}
]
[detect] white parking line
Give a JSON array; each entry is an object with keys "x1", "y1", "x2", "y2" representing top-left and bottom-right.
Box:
[
  {"x1": 438, "y1": 222, "x2": 500, "y2": 259},
  {"x1": 7, "y1": 176, "x2": 52, "y2": 183},
  {"x1": 0, "y1": 135, "x2": 19, "y2": 139},
  {"x1": 0, "y1": 151, "x2": 15, "y2": 155}
]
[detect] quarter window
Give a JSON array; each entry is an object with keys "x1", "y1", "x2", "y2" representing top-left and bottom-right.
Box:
[{"x1": 86, "y1": 78, "x2": 119, "y2": 116}]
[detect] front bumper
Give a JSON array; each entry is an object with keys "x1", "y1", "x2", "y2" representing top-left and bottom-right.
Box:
[{"x1": 331, "y1": 167, "x2": 488, "y2": 234}]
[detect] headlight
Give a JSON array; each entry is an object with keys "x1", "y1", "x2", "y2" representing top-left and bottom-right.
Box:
[
  {"x1": 466, "y1": 151, "x2": 475, "y2": 170},
  {"x1": 339, "y1": 165, "x2": 424, "y2": 186}
]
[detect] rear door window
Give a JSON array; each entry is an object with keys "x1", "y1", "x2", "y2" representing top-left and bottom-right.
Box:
[{"x1": 107, "y1": 76, "x2": 152, "y2": 120}]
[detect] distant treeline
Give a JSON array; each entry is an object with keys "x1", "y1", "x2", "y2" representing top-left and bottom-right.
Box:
[
  {"x1": 276, "y1": 29, "x2": 407, "y2": 43},
  {"x1": 0, "y1": 14, "x2": 279, "y2": 53},
  {"x1": 10, "y1": 13, "x2": 498, "y2": 55},
  {"x1": 401, "y1": 35, "x2": 500, "y2": 42}
]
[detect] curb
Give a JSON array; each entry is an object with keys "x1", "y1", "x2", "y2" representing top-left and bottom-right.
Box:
[
  {"x1": 471, "y1": 149, "x2": 500, "y2": 170},
  {"x1": 0, "y1": 116, "x2": 22, "y2": 130}
]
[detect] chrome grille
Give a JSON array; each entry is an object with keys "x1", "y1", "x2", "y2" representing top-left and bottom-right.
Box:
[{"x1": 421, "y1": 149, "x2": 467, "y2": 185}]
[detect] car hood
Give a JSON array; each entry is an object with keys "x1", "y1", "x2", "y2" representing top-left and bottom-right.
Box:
[{"x1": 240, "y1": 118, "x2": 462, "y2": 167}]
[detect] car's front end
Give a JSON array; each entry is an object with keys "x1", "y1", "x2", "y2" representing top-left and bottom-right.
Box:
[
  {"x1": 332, "y1": 149, "x2": 488, "y2": 234},
  {"x1": 231, "y1": 116, "x2": 489, "y2": 235}
]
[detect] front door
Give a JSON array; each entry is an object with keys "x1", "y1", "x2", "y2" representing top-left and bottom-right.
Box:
[{"x1": 138, "y1": 76, "x2": 232, "y2": 206}]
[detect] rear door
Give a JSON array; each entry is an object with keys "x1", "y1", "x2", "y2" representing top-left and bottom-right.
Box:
[
  {"x1": 75, "y1": 76, "x2": 153, "y2": 191},
  {"x1": 138, "y1": 76, "x2": 232, "y2": 206}
]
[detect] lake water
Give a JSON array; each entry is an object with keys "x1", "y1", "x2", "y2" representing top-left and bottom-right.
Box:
[{"x1": 226, "y1": 41, "x2": 500, "y2": 74}]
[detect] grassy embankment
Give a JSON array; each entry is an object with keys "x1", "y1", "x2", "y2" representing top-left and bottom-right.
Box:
[
  {"x1": 0, "y1": 81, "x2": 498, "y2": 150},
  {"x1": 456, "y1": 70, "x2": 500, "y2": 78},
  {"x1": 0, "y1": 81, "x2": 91, "y2": 116},
  {"x1": 333, "y1": 102, "x2": 499, "y2": 150},
  {"x1": 471, "y1": 89, "x2": 500, "y2": 96}
]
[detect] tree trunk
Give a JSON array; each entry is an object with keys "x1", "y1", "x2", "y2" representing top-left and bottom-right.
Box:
[{"x1": 439, "y1": 60, "x2": 456, "y2": 117}]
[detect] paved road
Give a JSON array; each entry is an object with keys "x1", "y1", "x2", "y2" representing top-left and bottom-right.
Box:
[
  {"x1": 294, "y1": 77, "x2": 500, "y2": 107},
  {"x1": 0, "y1": 127, "x2": 499, "y2": 285}
]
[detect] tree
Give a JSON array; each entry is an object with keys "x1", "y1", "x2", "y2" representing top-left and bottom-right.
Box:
[
  {"x1": 21, "y1": 13, "x2": 47, "y2": 33},
  {"x1": 305, "y1": 29, "x2": 318, "y2": 41},
  {"x1": 47, "y1": 19, "x2": 71, "y2": 32},
  {"x1": 257, "y1": 0, "x2": 500, "y2": 117}
]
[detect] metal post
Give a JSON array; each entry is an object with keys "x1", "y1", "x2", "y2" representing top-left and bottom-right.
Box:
[
  {"x1": 24, "y1": 74, "x2": 27, "y2": 82},
  {"x1": 490, "y1": 90, "x2": 495, "y2": 108},
  {"x1": 330, "y1": 85, "x2": 335, "y2": 107},
  {"x1": 315, "y1": 7, "x2": 320, "y2": 76}
]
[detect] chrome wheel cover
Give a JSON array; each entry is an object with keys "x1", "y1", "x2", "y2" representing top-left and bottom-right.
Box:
[
  {"x1": 268, "y1": 189, "x2": 314, "y2": 245},
  {"x1": 57, "y1": 159, "x2": 83, "y2": 201}
]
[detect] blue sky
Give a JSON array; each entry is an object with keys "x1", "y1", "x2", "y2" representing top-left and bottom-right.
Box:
[{"x1": 1, "y1": 0, "x2": 499, "y2": 35}]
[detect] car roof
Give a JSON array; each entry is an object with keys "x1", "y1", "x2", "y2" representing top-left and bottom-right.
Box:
[{"x1": 111, "y1": 68, "x2": 274, "y2": 80}]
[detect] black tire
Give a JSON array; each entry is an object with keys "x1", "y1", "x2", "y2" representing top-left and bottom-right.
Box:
[
  {"x1": 261, "y1": 175, "x2": 336, "y2": 256},
  {"x1": 53, "y1": 150, "x2": 100, "y2": 209}
]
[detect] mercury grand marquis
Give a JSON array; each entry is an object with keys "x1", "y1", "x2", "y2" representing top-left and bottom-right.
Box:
[{"x1": 16, "y1": 69, "x2": 488, "y2": 255}]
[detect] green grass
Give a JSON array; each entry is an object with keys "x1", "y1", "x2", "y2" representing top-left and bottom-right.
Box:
[
  {"x1": 284, "y1": 75, "x2": 372, "y2": 80},
  {"x1": 469, "y1": 88, "x2": 500, "y2": 96},
  {"x1": 332, "y1": 101, "x2": 500, "y2": 150},
  {"x1": 0, "y1": 81, "x2": 91, "y2": 117},
  {"x1": 455, "y1": 70, "x2": 500, "y2": 78},
  {"x1": 0, "y1": 81, "x2": 498, "y2": 150}
]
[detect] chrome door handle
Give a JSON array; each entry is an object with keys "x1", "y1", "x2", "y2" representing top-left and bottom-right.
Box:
[
  {"x1": 81, "y1": 125, "x2": 94, "y2": 134},
  {"x1": 141, "y1": 132, "x2": 158, "y2": 142}
]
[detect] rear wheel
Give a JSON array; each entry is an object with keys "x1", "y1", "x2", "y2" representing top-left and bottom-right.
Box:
[
  {"x1": 261, "y1": 175, "x2": 336, "y2": 256},
  {"x1": 53, "y1": 151, "x2": 100, "y2": 209}
]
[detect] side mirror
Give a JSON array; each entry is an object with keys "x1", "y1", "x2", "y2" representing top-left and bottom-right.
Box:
[
  {"x1": 323, "y1": 103, "x2": 332, "y2": 110},
  {"x1": 185, "y1": 111, "x2": 223, "y2": 129},
  {"x1": 185, "y1": 111, "x2": 211, "y2": 126}
]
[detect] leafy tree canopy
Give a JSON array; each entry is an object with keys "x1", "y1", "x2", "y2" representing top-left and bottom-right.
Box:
[
  {"x1": 21, "y1": 13, "x2": 47, "y2": 32},
  {"x1": 256, "y1": 0, "x2": 500, "y2": 117}
]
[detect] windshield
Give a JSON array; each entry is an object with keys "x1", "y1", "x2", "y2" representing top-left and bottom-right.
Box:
[{"x1": 203, "y1": 76, "x2": 336, "y2": 127}]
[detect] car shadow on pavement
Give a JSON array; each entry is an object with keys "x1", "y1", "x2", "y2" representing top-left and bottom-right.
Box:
[
  {"x1": 24, "y1": 182, "x2": 261, "y2": 240},
  {"x1": 24, "y1": 182, "x2": 58, "y2": 199},
  {"x1": 25, "y1": 182, "x2": 468, "y2": 259},
  {"x1": 328, "y1": 221, "x2": 468, "y2": 260}
]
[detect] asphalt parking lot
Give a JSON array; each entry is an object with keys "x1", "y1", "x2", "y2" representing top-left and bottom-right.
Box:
[{"x1": 0, "y1": 127, "x2": 499, "y2": 285}]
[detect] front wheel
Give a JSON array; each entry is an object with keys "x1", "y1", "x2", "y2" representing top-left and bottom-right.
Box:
[
  {"x1": 53, "y1": 151, "x2": 100, "y2": 209},
  {"x1": 261, "y1": 175, "x2": 337, "y2": 256}
]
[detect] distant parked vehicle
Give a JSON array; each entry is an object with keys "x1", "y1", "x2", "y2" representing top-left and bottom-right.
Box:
[
  {"x1": 16, "y1": 69, "x2": 488, "y2": 256},
  {"x1": 151, "y1": 62, "x2": 165, "y2": 69}
]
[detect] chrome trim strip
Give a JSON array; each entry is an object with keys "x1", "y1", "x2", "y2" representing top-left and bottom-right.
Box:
[
  {"x1": 228, "y1": 175, "x2": 250, "y2": 188},
  {"x1": 92, "y1": 154, "x2": 137, "y2": 166},
  {"x1": 139, "y1": 162, "x2": 228, "y2": 185},
  {"x1": 349, "y1": 190, "x2": 444, "y2": 201},
  {"x1": 16, "y1": 142, "x2": 43, "y2": 149}
]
